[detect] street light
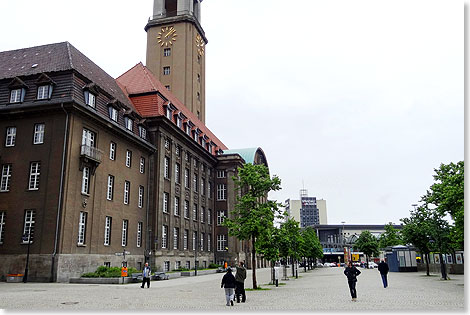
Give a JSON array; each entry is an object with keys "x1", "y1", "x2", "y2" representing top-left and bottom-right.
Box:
[{"x1": 22, "y1": 227, "x2": 32, "y2": 283}]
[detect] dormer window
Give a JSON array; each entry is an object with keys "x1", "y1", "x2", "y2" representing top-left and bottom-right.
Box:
[
  {"x1": 10, "y1": 89, "x2": 22, "y2": 103},
  {"x1": 207, "y1": 143, "x2": 213, "y2": 154},
  {"x1": 124, "y1": 117, "x2": 133, "y2": 131},
  {"x1": 165, "y1": 107, "x2": 172, "y2": 119},
  {"x1": 138, "y1": 126, "x2": 147, "y2": 139},
  {"x1": 185, "y1": 123, "x2": 191, "y2": 135},
  {"x1": 108, "y1": 106, "x2": 118, "y2": 122},
  {"x1": 35, "y1": 74, "x2": 55, "y2": 100},
  {"x1": 37, "y1": 85, "x2": 50, "y2": 100},
  {"x1": 193, "y1": 130, "x2": 198, "y2": 142},
  {"x1": 83, "y1": 90, "x2": 96, "y2": 108}
]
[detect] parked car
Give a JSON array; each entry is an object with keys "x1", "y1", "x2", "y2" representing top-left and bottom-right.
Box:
[{"x1": 368, "y1": 262, "x2": 378, "y2": 269}]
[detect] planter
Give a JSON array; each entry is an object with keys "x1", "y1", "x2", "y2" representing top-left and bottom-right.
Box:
[{"x1": 69, "y1": 277, "x2": 133, "y2": 284}]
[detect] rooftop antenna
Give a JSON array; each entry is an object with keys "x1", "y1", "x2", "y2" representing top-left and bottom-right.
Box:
[{"x1": 300, "y1": 180, "x2": 308, "y2": 198}]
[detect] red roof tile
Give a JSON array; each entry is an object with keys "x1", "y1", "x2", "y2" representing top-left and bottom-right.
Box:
[{"x1": 116, "y1": 62, "x2": 228, "y2": 151}]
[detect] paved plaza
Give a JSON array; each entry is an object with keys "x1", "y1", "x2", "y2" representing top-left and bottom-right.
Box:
[{"x1": 0, "y1": 266, "x2": 464, "y2": 311}]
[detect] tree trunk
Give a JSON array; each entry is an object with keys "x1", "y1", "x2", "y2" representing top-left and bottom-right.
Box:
[
  {"x1": 251, "y1": 237, "x2": 257, "y2": 289},
  {"x1": 366, "y1": 254, "x2": 369, "y2": 268},
  {"x1": 425, "y1": 253, "x2": 430, "y2": 276}
]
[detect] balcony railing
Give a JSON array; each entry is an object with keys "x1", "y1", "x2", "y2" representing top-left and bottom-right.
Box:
[{"x1": 80, "y1": 145, "x2": 103, "y2": 163}]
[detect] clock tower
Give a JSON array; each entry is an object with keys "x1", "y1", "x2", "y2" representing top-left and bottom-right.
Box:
[{"x1": 145, "y1": 0, "x2": 207, "y2": 123}]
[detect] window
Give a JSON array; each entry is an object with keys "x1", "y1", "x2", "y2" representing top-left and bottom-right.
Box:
[
  {"x1": 217, "y1": 170, "x2": 226, "y2": 178},
  {"x1": 5, "y1": 127, "x2": 16, "y2": 147},
  {"x1": 126, "y1": 150, "x2": 132, "y2": 168},
  {"x1": 217, "y1": 210, "x2": 226, "y2": 225},
  {"x1": 193, "y1": 203, "x2": 198, "y2": 221},
  {"x1": 163, "y1": 192, "x2": 169, "y2": 213},
  {"x1": 197, "y1": 73, "x2": 200, "y2": 83},
  {"x1": 140, "y1": 157, "x2": 145, "y2": 174},
  {"x1": 217, "y1": 235, "x2": 227, "y2": 251},
  {"x1": 164, "y1": 138, "x2": 170, "y2": 149},
  {"x1": 124, "y1": 181, "x2": 130, "y2": 205},
  {"x1": 193, "y1": 131, "x2": 198, "y2": 142},
  {"x1": 29, "y1": 162, "x2": 40, "y2": 190},
  {"x1": 183, "y1": 229, "x2": 188, "y2": 250},
  {"x1": 121, "y1": 220, "x2": 128, "y2": 247},
  {"x1": 176, "y1": 116, "x2": 182, "y2": 128},
  {"x1": 107, "y1": 175, "x2": 114, "y2": 200},
  {"x1": 207, "y1": 143, "x2": 212, "y2": 154},
  {"x1": 164, "y1": 157, "x2": 170, "y2": 179},
  {"x1": 108, "y1": 107, "x2": 118, "y2": 122},
  {"x1": 81, "y1": 167, "x2": 90, "y2": 195},
  {"x1": 165, "y1": 85, "x2": 171, "y2": 91},
  {"x1": 165, "y1": 107, "x2": 172, "y2": 120},
  {"x1": 174, "y1": 196, "x2": 180, "y2": 216},
  {"x1": 197, "y1": 55, "x2": 201, "y2": 64},
  {"x1": 208, "y1": 209, "x2": 212, "y2": 225},
  {"x1": 164, "y1": 261, "x2": 170, "y2": 272},
  {"x1": 162, "y1": 225, "x2": 168, "y2": 249},
  {"x1": 193, "y1": 174, "x2": 198, "y2": 192},
  {"x1": 137, "y1": 222, "x2": 143, "y2": 248},
  {"x1": 185, "y1": 151, "x2": 190, "y2": 162},
  {"x1": 104, "y1": 216, "x2": 112, "y2": 245},
  {"x1": 217, "y1": 184, "x2": 226, "y2": 201},
  {"x1": 184, "y1": 168, "x2": 190, "y2": 188},
  {"x1": 186, "y1": 261, "x2": 190, "y2": 270},
  {"x1": 109, "y1": 142, "x2": 116, "y2": 160},
  {"x1": 175, "y1": 163, "x2": 180, "y2": 183},
  {"x1": 0, "y1": 212, "x2": 5, "y2": 244},
  {"x1": 208, "y1": 182, "x2": 212, "y2": 198},
  {"x1": 185, "y1": 124, "x2": 191, "y2": 136},
  {"x1": 10, "y1": 88, "x2": 22, "y2": 103},
  {"x1": 37, "y1": 85, "x2": 50, "y2": 100},
  {"x1": 164, "y1": 48, "x2": 171, "y2": 57},
  {"x1": 138, "y1": 186, "x2": 144, "y2": 208},
  {"x1": 77, "y1": 211, "x2": 87, "y2": 245},
  {"x1": 84, "y1": 91, "x2": 96, "y2": 108},
  {"x1": 175, "y1": 145, "x2": 180, "y2": 156},
  {"x1": 163, "y1": 66, "x2": 171, "y2": 75},
  {"x1": 184, "y1": 200, "x2": 189, "y2": 218},
  {"x1": 200, "y1": 233, "x2": 204, "y2": 251},
  {"x1": 173, "y1": 227, "x2": 179, "y2": 250},
  {"x1": 22, "y1": 210, "x2": 35, "y2": 243},
  {"x1": 192, "y1": 231, "x2": 197, "y2": 251},
  {"x1": 33, "y1": 124, "x2": 45, "y2": 144},
  {"x1": 200, "y1": 206, "x2": 205, "y2": 223},
  {"x1": 1, "y1": 164, "x2": 12, "y2": 192},
  {"x1": 175, "y1": 261, "x2": 181, "y2": 270},
  {"x1": 124, "y1": 117, "x2": 133, "y2": 131},
  {"x1": 82, "y1": 128, "x2": 95, "y2": 147},
  {"x1": 193, "y1": 159, "x2": 198, "y2": 168},
  {"x1": 201, "y1": 179, "x2": 205, "y2": 196},
  {"x1": 208, "y1": 234, "x2": 211, "y2": 251},
  {"x1": 197, "y1": 92, "x2": 200, "y2": 101},
  {"x1": 138, "y1": 126, "x2": 147, "y2": 139}
]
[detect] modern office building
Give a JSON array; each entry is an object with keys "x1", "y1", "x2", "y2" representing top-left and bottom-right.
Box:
[{"x1": 285, "y1": 189, "x2": 328, "y2": 227}]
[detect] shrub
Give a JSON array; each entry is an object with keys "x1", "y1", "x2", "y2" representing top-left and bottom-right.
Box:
[{"x1": 208, "y1": 263, "x2": 220, "y2": 269}]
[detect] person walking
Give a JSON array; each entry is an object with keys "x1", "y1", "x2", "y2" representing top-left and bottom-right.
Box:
[
  {"x1": 378, "y1": 260, "x2": 389, "y2": 288},
  {"x1": 344, "y1": 261, "x2": 361, "y2": 301},
  {"x1": 235, "y1": 261, "x2": 247, "y2": 303},
  {"x1": 141, "y1": 262, "x2": 151, "y2": 288},
  {"x1": 221, "y1": 268, "x2": 236, "y2": 306}
]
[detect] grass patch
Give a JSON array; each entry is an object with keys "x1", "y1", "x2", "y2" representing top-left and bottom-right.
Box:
[
  {"x1": 265, "y1": 282, "x2": 286, "y2": 286},
  {"x1": 246, "y1": 286, "x2": 271, "y2": 291}
]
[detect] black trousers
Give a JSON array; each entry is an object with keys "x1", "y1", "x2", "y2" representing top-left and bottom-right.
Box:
[
  {"x1": 141, "y1": 277, "x2": 150, "y2": 288},
  {"x1": 235, "y1": 281, "x2": 246, "y2": 302},
  {"x1": 348, "y1": 280, "x2": 357, "y2": 298}
]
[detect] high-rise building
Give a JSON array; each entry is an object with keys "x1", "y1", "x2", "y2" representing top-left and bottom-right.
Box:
[{"x1": 285, "y1": 190, "x2": 328, "y2": 227}]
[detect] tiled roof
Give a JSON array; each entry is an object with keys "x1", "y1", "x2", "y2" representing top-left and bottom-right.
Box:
[
  {"x1": 116, "y1": 62, "x2": 228, "y2": 151},
  {"x1": 0, "y1": 42, "x2": 138, "y2": 115}
]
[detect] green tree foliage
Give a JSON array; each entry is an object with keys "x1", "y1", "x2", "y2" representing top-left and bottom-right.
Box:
[
  {"x1": 223, "y1": 163, "x2": 282, "y2": 289},
  {"x1": 421, "y1": 161, "x2": 464, "y2": 249},
  {"x1": 378, "y1": 223, "x2": 403, "y2": 249},
  {"x1": 300, "y1": 227, "x2": 324, "y2": 263},
  {"x1": 353, "y1": 230, "x2": 379, "y2": 266}
]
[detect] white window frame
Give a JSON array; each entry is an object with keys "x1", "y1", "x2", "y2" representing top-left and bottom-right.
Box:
[
  {"x1": 200, "y1": 233, "x2": 204, "y2": 251},
  {"x1": 109, "y1": 107, "x2": 118, "y2": 122},
  {"x1": 175, "y1": 163, "x2": 180, "y2": 183},
  {"x1": 124, "y1": 117, "x2": 133, "y2": 131},
  {"x1": 173, "y1": 227, "x2": 179, "y2": 250},
  {"x1": 28, "y1": 162, "x2": 40, "y2": 190},
  {"x1": 138, "y1": 186, "x2": 144, "y2": 208},
  {"x1": 107, "y1": 175, "x2": 114, "y2": 200},
  {"x1": 164, "y1": 261, "x2": 170, "y2": 272},
  {"x1": 217, "y1": 234, "x2": 227, "y2": 252},
  {"x1": 139, "y1": 126, "x2": 147, "y2": 139},
  {"x1": 140, "y1": 157, "x2": 145, "y2": 174},
  {"x1": 104, "y1": 216, "x2": 112, "y2": 246},
  {"x1": 163, "y1": 192, "x2": 169, "y2": 213},
  {"x1": 163, "y1": 66, "x2": 171, "y2": 75},
  {"x1": 125, "y1": 150, "x2": 132, "y2": 168},
  {"x1": 81, "y1": 128, "x2": 95, "y2": 147},
  {"x1": 162, "y1": 225, "x2": 168, "y2": 249},
  {"x1": 137, "y1": 222, "x2": 142, "y2": 248},
  {"x1": 217, "y1": 210, "x2": 226, "y2": 225},
  {"x1": 85, "y1": 91, "x2": 96, "y2": 108},
  {"x1": 193, "y1": 173, "x2": 198, "y2": 192},
  {"x1": 22, "y1": 210, "x2": 35, "y2": 243},
  {"x1": 208, "y1": 209, "x2": 212, "y2": 225},
  {"x1": 77, "y1": 211, "x2": 87, "y2": 245},
  {"x1": 37, "y1": 85, "x2": 49, "y2": 100},
  {"x1": 184, "y1": 168, "x2": 189, "y2": 188},
  {"x1": 192, "y1": 231, "x2": 197, "y2": 251},
  {"x1": 183, "y1": 229, "x2": 188, "y2": 250},
  {"x1": 208, "y1": 234, "x2": 211, "y2": 251},
  {"x1": 174, "y1": 196, "x2": 180, "y2": 216},
  {"x1": 81, "y1": 166, "x2": 90, "y2": 195},
  {"x1": 1, "y1": 164, "x2": 12, "y2": 192},
  {"x1": 0, "y1": 211, "x2": 5, "y2": 244},
  {"x1": 217, "y1": 184, "x2": 227, "y2": 201},
  {"x1": 193, "y1": 203, "x2": 197, "y2": 221},
  {"x1": 208, "y1": 182, "x2": 212, "y2": 198},
  {"x1": 164, "y1": 157, "x2": 170, "y2": 179},
  {"x1": 109, "y1": 142, "x2": 116, "y2": 160},
  {"x1": 5, "y1": 127, "x2": 16, "y2": 147},
  {"x1": 217, "y1": 170, "x2": 226, "y2": 178},
  {"x1": 33, "y1": 123, "x2": 45, "y2": 144},
  {"x1": 10, "y1": 88, "x2": 22, "y2": 103},
  {"x1": 200, "y1": 206, "x2": 205, "y2": 223},
  {"x1": 121, "y1": 220, "x2": 128, "y2": 247},
  {"x1": 124, "y1": 181, "x2": 130, "y2": 205},
  {"x1": 163, "y1": 48, "x2": 171, "y2": 57},
  {"x1": 184, "y1": 200, "x2": 189, "y2": 218}
]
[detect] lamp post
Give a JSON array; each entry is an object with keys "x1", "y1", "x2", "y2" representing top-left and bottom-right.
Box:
[
  {"x1": 341, "y1": 221, "x2": 346, "y2": 264},
  {"x1": 22, "y1": 227, "x2": 32, "y2": 283}
]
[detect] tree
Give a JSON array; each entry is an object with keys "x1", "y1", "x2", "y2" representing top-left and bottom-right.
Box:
[
  {"x1": 256, "y1": 225, "x2": 281, "y2": 284},
  {"x1": 278, "y1": 218, "x2": 303, "y2": 278},
  {"x1": 421, "y1": 161, "x2": 464, "y2": 249},
  {"x1": 353, "y1": 230, "x2": 379, "y2": 267},
  {"x1": 300, "y1": 227, "x2": 323, "y2": 269},
  {"x1": 378, "y1": 223, "x2": 403, "y2": 249},
  {"x1": 223, "y1": 163, "x2": 281, "y2": 289}
]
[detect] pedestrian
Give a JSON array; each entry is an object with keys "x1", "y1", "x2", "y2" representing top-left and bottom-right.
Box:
[
  {"x1": 344, "y1": 261, "x2": 361, "y2": 301},
  {"x1": 378, "y1": 260, "x2": 389, "y2": 288},
  {"x1": 235, "y1": 261, "x2": 247, "y2": 303},
  {"x1": 221, "y1": 267, "x2": 236, "y2": 306},
  {"x1": 141, "y1": 262, "x2": 151, "y2": 288}
]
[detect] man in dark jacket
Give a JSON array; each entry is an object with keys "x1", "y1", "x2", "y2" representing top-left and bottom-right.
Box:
[
  {"x1": 378, "y1": 260, "x2": 389, "y2": 288},
  {"x1": 141, "y1": 262, "x2": 151, "y2": 288},
  {"x1": 221, "y1": 268, "x2": 236, "y2": 306},
  {"x1": 344, "y1": 261, "x2": 361, "y2": 301},
  {"x1": 235, "y1": 261, "x2": 247, "y2": 303}
]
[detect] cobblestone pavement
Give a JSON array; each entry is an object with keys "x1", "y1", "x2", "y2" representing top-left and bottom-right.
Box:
[{"x1": 0, "y1": 267, "x2": 464, "y2": 311}]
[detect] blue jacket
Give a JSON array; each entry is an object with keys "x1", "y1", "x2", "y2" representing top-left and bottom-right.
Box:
[{"x1": 143, "y1": 266, "x2": 151, "y2": 278}]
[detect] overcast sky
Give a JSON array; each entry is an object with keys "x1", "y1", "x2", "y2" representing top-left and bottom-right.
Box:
[{"x1": 0, "y1": 0, "x2": 464, "y2": 225}]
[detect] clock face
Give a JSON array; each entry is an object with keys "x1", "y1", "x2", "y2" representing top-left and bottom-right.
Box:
[
  {"x1": 195, "y1": 34, "x2": 205, "y2": 56},
  {"x1": 157, "y1": 26, "x2": 177, "y2": 47}
]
